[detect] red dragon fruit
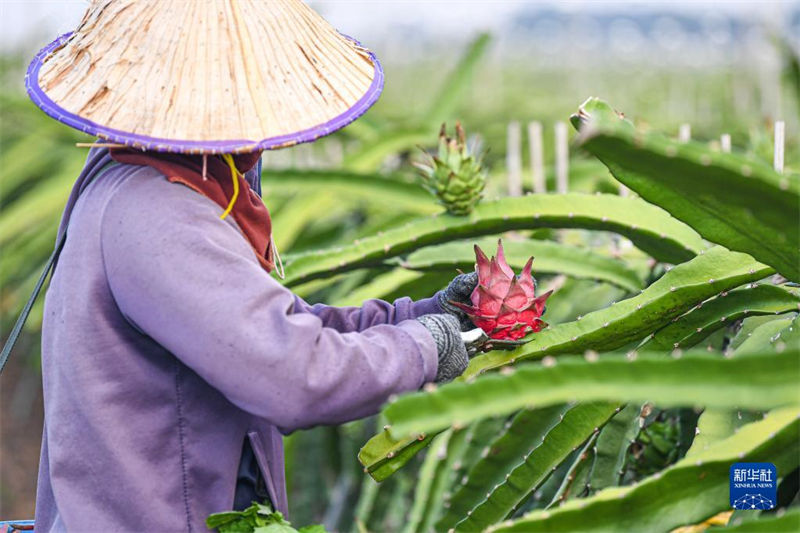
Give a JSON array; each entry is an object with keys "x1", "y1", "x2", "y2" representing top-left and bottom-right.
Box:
[{"x1": 453, "y1": 240, "x2": 551, "y2": 340}]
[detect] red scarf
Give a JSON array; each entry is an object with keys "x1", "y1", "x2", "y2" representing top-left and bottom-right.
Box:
[{"x1": 109, "y1": 149, "x2": 274, "y2": 272}]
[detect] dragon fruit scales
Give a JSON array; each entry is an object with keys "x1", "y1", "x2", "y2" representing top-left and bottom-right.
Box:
[{"x1": 453, "y1": 240, "x2": 551, "y2": 340}]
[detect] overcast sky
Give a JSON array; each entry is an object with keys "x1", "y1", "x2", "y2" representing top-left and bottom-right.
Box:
[{"x1": 1, "y1": 0, "x2": 797, "y2": 54}]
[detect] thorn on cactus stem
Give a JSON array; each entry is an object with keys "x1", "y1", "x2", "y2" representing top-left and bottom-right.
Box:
[
  {"x1": 386, "y1": 452, "x2": 395, "y2": 458},
  {"x1": 424, "y1": 383, "x2": 437, "y2": 393},
  {"x1": 383, "y1": 424, "x2": 391, "y2": 431},
  {"x1": 500, "y1": 366, "x2": 515, "y2": 376}
]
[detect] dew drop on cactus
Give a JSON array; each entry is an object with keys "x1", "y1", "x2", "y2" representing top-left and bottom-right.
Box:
[
  {"x1": 453, "y1": 240, "x2": 551, "y2": 340},
  {"x1": 414, "y1": 122, "x2": 486, "y2": 216}
]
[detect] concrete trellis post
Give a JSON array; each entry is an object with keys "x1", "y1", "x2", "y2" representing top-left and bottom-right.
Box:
[
  {"x1": 554, "y1": 121, "x2": 569, "y2": 194},
  {"x1": 720, "y1": 134, "x2": 731, "y2": 153},
  {"x1": 528, "y1": 121, "x2": 546, "y2": 193},
  {"x1": 325, "y1": 138, "x2": 344, "y2": 167},
  {"x1": 506, "y1": 121, "x2": 523, "y2": 197},
  {"x1": 774, "y1": 121, "x2": 784, "y2": 174},
  {"x1": 678, "y1": 123, "x2": 691, "y2": 143}
]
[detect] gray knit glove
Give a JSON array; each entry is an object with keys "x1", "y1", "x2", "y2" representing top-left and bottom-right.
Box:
[
  {"x1": 416, "y1": 314, "x2": 469, "y2": 383},
  {"x1": 437, "y1": 271, "x2": 478, "y2": 331}
]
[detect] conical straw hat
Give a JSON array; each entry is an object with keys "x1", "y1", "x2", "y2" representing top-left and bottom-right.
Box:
[{"x1": 25, "y1": 0, "x2": 383, "y2": 154}]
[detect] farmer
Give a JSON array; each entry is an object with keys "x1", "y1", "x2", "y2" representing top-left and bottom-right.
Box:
[{"x1": 22, "y1": 1, "x2": 479, "y2": 531}]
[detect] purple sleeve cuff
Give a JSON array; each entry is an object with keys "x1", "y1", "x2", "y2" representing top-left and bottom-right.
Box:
[
  {"x1": 409, "y1": 293, "x2": 444, "y2": 319},
  {"x1": 396, "y1": 319, "x2": 439, "y2": 384}
]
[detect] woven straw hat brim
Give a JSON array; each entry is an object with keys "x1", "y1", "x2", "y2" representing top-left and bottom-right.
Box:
[{"x1": 25, "y1": 0, "x2": 383, "y2": 154}]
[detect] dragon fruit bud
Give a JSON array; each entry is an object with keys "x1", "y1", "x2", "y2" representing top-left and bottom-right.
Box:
[
  {"x1": 453, "y1": 240, "x2": 551, "y2": 340},
  {"x1": 414, "y1": 122, "x2": 486, "y2": 216}
]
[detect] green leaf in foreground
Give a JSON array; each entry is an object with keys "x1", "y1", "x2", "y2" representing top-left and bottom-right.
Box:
[
  {"x1": 643, "y1": 284, "x2": 799, "y2": 351},
  {"x1": 488, "y1": 406, "x2": 800, "y2": 533},
  {"x1": 716, "y1": 508, "x2": 800, "y2": 532},
  {"x1": 383, "y1": 348, "x2": 799, "y2": 439},
  {"x1": 436, "y1": 405, "x2": 570, "y2": 530},
  {"x1": 206, "y1": 502, "x2": 326, "y2": 533},
  {"x1": 283, "y1": 193, "x2": 704, "y2": 286},
  {"x1": 573, "y1": 97, "x2": 800, "y2": 281},
  {"x1": 446, "y1": 403, "x2": 618, "y2": 532}
]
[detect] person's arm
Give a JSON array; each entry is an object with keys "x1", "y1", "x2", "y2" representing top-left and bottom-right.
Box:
[
  {"x1": 289, "y1": 294, "x2": 441, "y2": 333},
  {"x1": 100, "y1": 170, "x2": 438, "y2": 434}
]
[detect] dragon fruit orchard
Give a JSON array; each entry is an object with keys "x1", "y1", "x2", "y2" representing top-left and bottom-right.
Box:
[{"x1": 453, "y1": 240, "x2": 551, "y2": 340}]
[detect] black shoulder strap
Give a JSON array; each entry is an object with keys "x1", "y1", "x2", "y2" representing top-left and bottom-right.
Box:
[
  {"x1": 0, "y1": 155, "x2": 118, "y2": 375},
  {"x1": 0, "y1": 231, "x2": 67, "y2": 374}
]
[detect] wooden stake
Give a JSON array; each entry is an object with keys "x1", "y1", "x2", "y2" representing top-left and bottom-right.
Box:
[
  {"x1": 554, "y1": 121, "x2": 569, "y2": 194},
  {"x1": 506, "y1": 121, "x2": 522, "y2": 197},
  {"x1": 325, "y1": 138, "x2": 344, "y2": 166},
  {"x1": 720, "y1": 134, "x2": 731, "y2": 153},
  {"x1": 678, "y1": 124, "x2": 691, "y2": 144},
  {"x1": 528, "y1": 121, "x2": 545, "y2": 193},
  {"x1": 774, "y1": 121, "x2": 784, "y2": 173}
]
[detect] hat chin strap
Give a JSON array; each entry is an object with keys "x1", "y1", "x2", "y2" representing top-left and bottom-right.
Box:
[
  {"x1": 271, "y1": 236, "x2": 285, "y2": 280},
  {"x1": 220, "y1": 154, "x2": 241, "y2": 220}
]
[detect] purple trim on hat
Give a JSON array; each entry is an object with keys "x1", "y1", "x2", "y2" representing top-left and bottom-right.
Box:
[{"x1": 25, "y1": 32, "x2": 384, "y2": 154}]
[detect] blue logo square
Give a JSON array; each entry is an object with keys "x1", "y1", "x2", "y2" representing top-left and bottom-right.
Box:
[{"x1": 730, "y1": 462, "x2": 777, "y2": 510}]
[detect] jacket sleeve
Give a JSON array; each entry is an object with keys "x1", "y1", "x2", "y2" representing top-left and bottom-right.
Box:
[
  {"x1": 290, "y1": 294, "x2": 442, "y2": 333},
  {"x1": 99, "y1": 170, "x2": 439, "y2": 433}
]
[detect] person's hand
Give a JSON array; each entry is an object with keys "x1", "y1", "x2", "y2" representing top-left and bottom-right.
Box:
[
  {"x1": 437, "y1": 271, "x2": 478, "y2": 331},
  {"x1": 416, "y1": 314, "x2": 469, "y2": 383}
]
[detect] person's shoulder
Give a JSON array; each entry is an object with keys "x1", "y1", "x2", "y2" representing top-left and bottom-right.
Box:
[
  {"x1": 99, "y1": 163, "x2": 251, "y2": 258},
  {"x1": 100, "y1": 163, "x2": 225, "y2": 231}
]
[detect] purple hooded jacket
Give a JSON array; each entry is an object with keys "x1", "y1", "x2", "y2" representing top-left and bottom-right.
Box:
[{"x1": 34, "y1": 148, "x2": 441, "y2": 532}]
